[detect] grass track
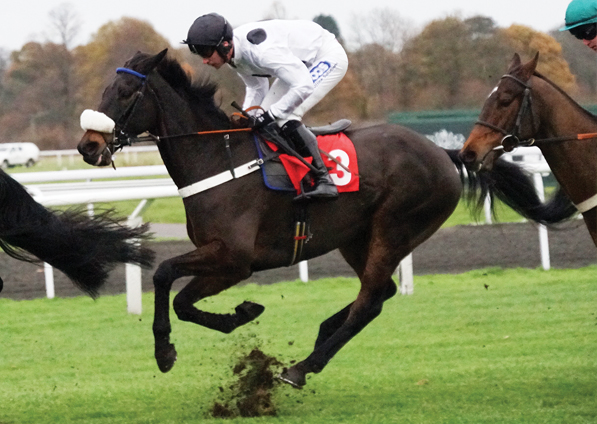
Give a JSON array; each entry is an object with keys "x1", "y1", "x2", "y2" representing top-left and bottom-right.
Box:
[{"x1": 1, "y1": 267, "x2": 596, "y2": 423}]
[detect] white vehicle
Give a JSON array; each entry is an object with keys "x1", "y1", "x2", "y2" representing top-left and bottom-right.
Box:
[{"x1": 0, "y1": 143, "x2": 40, "y2": 168}]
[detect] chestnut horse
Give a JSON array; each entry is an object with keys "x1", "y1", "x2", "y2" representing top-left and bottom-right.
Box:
[
  {"x1": 459, "y1": 53, "x2": 596, "y2": 246},
  {"x1": 77, "y1": 50, "x2": 575, "y2": 387}
]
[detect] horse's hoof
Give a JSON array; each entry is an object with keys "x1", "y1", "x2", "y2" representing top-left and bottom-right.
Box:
[
  {"x1": 235, "y1": 301, "x2": 265, "y2": 323},
  {"x1": 277, "y1": 365, "x2": 307, "y2": 388},
  {"x1": 155, "y1": 344, "x2": 177, "y2": 373}
]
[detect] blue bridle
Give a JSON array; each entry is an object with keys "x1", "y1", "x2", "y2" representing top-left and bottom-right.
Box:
[
  {"x1": 112, "y1": 67, "x2": 150, "y2": 149},
  {"x1": 116, "y1": 67, "x2": 147, "y2": 80}
]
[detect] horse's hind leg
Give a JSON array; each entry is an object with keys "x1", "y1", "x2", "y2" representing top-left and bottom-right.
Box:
[
  {"x1": 280, "y1": 238, "x2": 407, "y2": 388},
  {"x1": 314, "y1": 243, "x2": 397, "y2": 349},
  {"x1": 0, "y1": 275, "x2": 3, "y2": 293}
]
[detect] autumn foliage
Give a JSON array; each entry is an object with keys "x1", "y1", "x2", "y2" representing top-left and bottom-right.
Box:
[{"x1": 0, "y1": 14, "x2": 588, "y2": 149}]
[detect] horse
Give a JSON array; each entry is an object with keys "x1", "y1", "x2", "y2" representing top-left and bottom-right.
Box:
[
  {"x1": 0, "y1": 168, "x2": 154, "y2": 297},
  {"x1": 76, "y1": 49, "x2": 576, "y2": 388},
  {"x1": 459, "y1": 52, "x2": 597, "y2": 246}
]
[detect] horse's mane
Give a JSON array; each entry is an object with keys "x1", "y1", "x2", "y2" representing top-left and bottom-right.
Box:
[
  {"x1": 532, "y1": 70, "x2": 597, "y2": 124},
  {"x1": 146, "y1": 55, "x2": 231, "y2": 127}
]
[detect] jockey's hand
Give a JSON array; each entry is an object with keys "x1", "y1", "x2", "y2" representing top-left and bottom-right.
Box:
[{"x1": 252, "y1": 110, "x2": 276, "y2": 129}]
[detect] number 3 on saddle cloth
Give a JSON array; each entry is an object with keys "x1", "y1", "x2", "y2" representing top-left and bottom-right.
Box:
[{"x1": 254, "y1": 121, "x2": 360, "y2": 195}]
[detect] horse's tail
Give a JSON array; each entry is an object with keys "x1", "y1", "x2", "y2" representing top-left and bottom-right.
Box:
[
  {"x1": 0, "y1": 169, "x2": 155, "y2": 298},
  {"x1": 443, "y1": 149, "x2": 577, "y2": 225}
]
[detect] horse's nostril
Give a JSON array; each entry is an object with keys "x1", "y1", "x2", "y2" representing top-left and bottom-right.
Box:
[
  {"x1": 459, "y1": 149, "x2": 477, "y2": 165},
  {"x1": 78, "y1": 141, "x2": 99, "y2": 156}
]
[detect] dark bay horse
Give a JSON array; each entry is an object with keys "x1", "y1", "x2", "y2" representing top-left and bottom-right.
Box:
[
  {"x1": 459, "y1": 53, "x2": 597, "y2": 246},
  {"x1": 77, "y1": 49, "x2": 576, "y2": 387},
  {"x1": 0, "y1": 169, "x2": 154, "y2": 297}
]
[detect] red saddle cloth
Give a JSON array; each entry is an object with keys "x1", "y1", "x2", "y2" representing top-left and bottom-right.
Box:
[{"x1": 266, "y1": 132, "x2": 360, "y2": 194}]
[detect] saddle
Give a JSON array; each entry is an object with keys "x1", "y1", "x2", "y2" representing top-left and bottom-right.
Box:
[{"x1": 254, "y1": 119, "x2": 358, "y2": 194}]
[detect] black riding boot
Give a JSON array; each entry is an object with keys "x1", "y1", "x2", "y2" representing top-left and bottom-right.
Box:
[{"x1": 282, "y1": 120, "x2": 338, "y2": 201}]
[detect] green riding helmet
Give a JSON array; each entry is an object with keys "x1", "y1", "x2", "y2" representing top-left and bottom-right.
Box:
[{"x1": 561, "y1": 0, "x2": 597, "y2": 31}]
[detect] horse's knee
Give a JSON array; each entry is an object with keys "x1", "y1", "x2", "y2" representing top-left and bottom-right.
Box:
[
  {"x1": 384, "y1": 280, "x2": 398, "y2": 300},
  {"x1": 153, "y1": 261, "x2": 172, "y2": 285},
  {"x1": 172, "y1": 293, "x2": 194, "y2": 322}
]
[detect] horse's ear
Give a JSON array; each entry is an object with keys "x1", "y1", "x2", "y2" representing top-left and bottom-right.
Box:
[
  {"x1": 138, "y1": 49, "x2": 169, "y2": 74},
  {"x1": 508, "y1": 53, "x2": 522, "y2": 72},
  {"x1": 520, "y1": 52, "x2": 539, "y2": 81}
]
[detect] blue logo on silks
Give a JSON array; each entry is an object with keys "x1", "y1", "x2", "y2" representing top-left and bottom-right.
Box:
[{"x1": 310, "y1": 61, "x2": 335, "y2": 86}]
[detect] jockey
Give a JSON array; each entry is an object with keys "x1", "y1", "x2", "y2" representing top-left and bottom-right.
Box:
[
  {"x1": 561, "y1": 0, "x2": 597, "y2": 51},
  {"x1": 183, "y1": 13, "x2": 349, "y2": 200}
]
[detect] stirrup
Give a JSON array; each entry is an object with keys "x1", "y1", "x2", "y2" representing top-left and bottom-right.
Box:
[{"x1": 293, "y1": 176, "x2": 338, "y2": 202}]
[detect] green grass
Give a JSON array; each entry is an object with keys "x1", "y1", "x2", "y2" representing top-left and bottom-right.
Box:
[{"x1": 1, "y1": 267, "x2": 596, "y2": 423}]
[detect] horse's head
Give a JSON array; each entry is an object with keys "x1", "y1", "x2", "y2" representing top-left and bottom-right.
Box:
[
  {"x1": 77, "y1": 49, "x2": 168, "y2": 166},
  {"x1": 459, "y1": 53, "x2": 540, "y2": 171}
]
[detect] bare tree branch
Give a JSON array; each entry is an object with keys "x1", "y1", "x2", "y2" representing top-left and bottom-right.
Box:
[{"x1": 48, "y1": 3, "x2": 81, "y2": 48}]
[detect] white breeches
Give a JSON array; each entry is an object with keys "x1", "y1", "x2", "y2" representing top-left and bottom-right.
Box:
[{"x1": 260, "y1": 39, "x2": 348, "y2": 124}]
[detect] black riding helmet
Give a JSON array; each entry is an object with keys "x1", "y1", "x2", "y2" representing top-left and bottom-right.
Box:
[{"x1": 182, "y1": 13, "x2": 233, "y2": 58}]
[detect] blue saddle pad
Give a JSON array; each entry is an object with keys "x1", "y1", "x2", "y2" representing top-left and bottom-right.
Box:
[{"x1": 253, "y1": 135, "x2": 296, "y2": 192}]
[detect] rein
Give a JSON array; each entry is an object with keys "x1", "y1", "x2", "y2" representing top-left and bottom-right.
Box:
[{"x1": 108, "y1": 67, "x2": 252, "y2": 148}]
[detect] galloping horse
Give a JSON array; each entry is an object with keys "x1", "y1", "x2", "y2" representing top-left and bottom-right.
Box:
[
  {"x1": 0, "y1": 169, "x2": 154, "y2": 297},
  {"x1": 77, "y1": 49, "x2": 576, "y2": 387},
  {"x1": 459, "y1": 53, "x2": 597, "y2": 246}
]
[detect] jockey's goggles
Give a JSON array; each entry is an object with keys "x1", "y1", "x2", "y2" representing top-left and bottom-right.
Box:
[
  {"x1": 570, "y1": 23, "x2": 597, "y2": 40},
  {"x1": 188, "y1": 44, "x2": 217, "y2": 58}
]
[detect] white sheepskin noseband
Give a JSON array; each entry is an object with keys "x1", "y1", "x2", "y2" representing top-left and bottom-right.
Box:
[{"x1": 80, "y1": 109, "x2": 115, "y2": 133}]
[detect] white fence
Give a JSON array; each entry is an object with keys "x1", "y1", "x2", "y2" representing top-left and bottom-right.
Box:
[
  {"x1": 12, "y1": 165, "x2": 174, "y2": 314},
  {"x1": 39, "y1": 145, "x2": 159, "y2": 167},
  {"x1": 9, "y1": 146, "x2": 554, "y2": 312}
]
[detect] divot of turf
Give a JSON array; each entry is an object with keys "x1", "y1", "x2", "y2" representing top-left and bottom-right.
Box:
[{"x1": 210, "y1": 348, "x2": 283, "y2": 418}]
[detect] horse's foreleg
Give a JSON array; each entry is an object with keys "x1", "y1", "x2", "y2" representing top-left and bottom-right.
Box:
[
  {"x1": 172, "y1": 273, "x2": 264, "y2": 334},
  {"x1": 152, "y1": 258, "x2": 180, "y2": 373},
  {"x1": 0, "y1": 275, "x2": 3, "y2": 293},
  {"x1": 153, "y1": 242, "x2": 231, "y2": 373}
]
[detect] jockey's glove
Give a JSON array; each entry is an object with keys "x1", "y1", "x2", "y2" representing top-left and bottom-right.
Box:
[{"x1": 252, "y1": 110, "x2": 276, "y2": 129}]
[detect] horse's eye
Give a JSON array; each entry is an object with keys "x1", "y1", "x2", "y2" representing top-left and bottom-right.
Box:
[
  {"x1": 497, "y1": 93, "x2": 514, "y2": 106},
  {"x1": 118, "y1": 86, "x2": 135, "y2": 98}
]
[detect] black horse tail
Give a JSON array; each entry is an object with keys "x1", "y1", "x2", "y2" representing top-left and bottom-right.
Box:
[
  {"x1": 444, "y1": 149, "x2": 577, "y2": 225},
  {"x1": 0, "y1": 169, "x2": 155, "y2": 298}
]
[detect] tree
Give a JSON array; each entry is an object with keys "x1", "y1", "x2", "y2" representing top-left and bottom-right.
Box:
[
  {"x1": 74, "y1": 17, "x2": 173, "y2": 108},
  {"x1": 503, "y1": 25, "x2": 576, "y2": 93},
  {"x1": 313, "y1": 14, "x2": 342, "y2": 43},
  {"x1": 48, "y1": 3, "x2": 81, "y2": 49},
  {"x1": 349, "y1": 8, "x2": 414, "y2": 53},
  {"x1": 396, "y1": 17, "x2": 576, "y2": 110},
  {"x1": 0, "y1": 42, "x2": 77, "y2": 147},
  {"x1": 263, "y1": 1, "x2": 288, "y2": 20},
  {"x1": 399, "y1": 16, "x2": 473, "y2": 108},
  {"x1": 550, "y1": 28, "x2": 597, "y2": 101}
]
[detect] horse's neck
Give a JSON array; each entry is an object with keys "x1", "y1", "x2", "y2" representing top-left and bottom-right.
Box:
[
  {"x1": 534, "y1": 76, "x2": 597, "y2": 205},
  {"x1": 535, "y1": 77, "x2": 597, "y2": 138},
  {"x1": 152, "y1": 86, "x2": 254, "y2": 189}
]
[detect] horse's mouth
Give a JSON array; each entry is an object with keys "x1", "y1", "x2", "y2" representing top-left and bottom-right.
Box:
[
  {"x1": 477, "y1": 148, "x2": 504, "y2": 172},
  {"x1": 82, "y1": 148, "x2": 113, "y2": 167}
]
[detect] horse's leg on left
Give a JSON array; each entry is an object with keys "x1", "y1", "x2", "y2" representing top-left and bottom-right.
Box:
[{"x1": 153, "y1": 240, "x2": 263, "y2": 373}]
